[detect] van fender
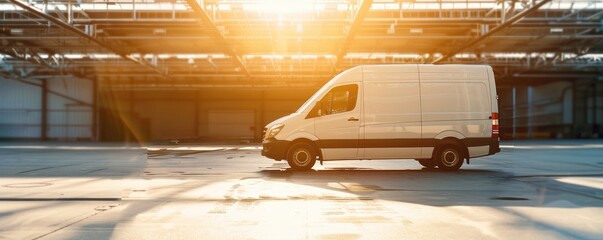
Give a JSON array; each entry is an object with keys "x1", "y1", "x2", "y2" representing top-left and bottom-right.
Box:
[
  {"x1": 434, "y1": 130, "x2": 466, "y2": 140},
  {"x1": 284, "y1": 131, "x2": 319, "y2": 142},
  {"x1": 433, "y1": 130, "x2": 470, "y2": 162},
  {"x1": 283, "y1": 132, "x2": 322, "y2": 162}
]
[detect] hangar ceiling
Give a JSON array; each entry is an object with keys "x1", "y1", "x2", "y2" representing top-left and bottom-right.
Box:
[{"x1": 0, "y1": 0, "x2": 602, "y2": 88}]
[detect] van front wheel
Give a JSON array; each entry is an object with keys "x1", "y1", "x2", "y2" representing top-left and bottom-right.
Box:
[
  {"x1": 287, "y1": 142, "x2": 317, "y2": 171},
  {"x1": 434, "y1": 146, "x2": 463, "y2": 171}
]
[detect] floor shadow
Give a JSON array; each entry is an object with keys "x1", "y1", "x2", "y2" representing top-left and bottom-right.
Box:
[{"x1": 258, "y1": 167, "x2": 603, "y2": 208}]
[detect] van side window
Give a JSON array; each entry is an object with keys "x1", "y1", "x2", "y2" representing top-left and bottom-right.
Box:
[{"x1": 318, "y1": 84, "x2": 358, "y2": 116}]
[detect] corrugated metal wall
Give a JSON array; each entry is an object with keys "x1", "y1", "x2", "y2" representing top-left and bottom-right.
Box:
[
  {"x1": 0, "y1": 78, "x2": 42, "y2": 138},
  {"x1": 47, "y1": 78, "x2": 94, "y2": 140},
  {"x1": 0, "y1": 77, "x2": 94, "y2": 140}
]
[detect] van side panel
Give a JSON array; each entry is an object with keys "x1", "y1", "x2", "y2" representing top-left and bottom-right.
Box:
[
  {"x1": 420, "y1": 82, "x2": 490, "y2": 122},
  {"x1": 361, "y1": 65, "x2": 422, "y2": 159},
  {"x1": 419, "y1": 65, "x2": 492, "y2": 158},
  {"x1": 363, "y1": 82, "x2": 422, "y2": 159}
]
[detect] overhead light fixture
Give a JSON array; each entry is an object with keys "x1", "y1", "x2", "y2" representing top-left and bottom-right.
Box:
[
  {"x1": 10, "y1": 29, "x2": 23, "y2": 35},
  {"x1": 217, "y1": 4, "x2": 231, "y2": 11},
  {"x1": 410, "y1": 28, "x2": 423, "y2": 34},
  {"x1": 550, "y1": 28, "x2": 563, "y2": 33},
  {"x1": 153, "y1": 28, "x2": 167, "y2": 35}
]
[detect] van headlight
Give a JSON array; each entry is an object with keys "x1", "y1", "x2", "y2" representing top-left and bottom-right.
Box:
[{"x1": 266, "y1": 123, "x2": 284, "y2": 139}]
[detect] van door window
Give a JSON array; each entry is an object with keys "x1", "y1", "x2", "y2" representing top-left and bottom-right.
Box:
[{"x1": 317, "y1": 84, "x2": 358, "y2": 116}]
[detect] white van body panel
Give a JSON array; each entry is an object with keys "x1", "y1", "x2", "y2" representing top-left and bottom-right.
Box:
[
  {"x1": 362, "y1": 65, "x2": 422, "y2": 159},
  {"x1": 284, "y1": 131, "x2": 319, "y2": 142},
  {"x1": 271, "y1": 114, "x2": 317, "y2": 142},
  {"x1": 262, "y1": 64, "x2": 499, "y2": 166},
  {"x1": 418, "y1": 65, "x2": 493, "y2": 159}
]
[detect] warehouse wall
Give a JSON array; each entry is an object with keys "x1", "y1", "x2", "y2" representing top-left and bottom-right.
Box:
[
  {"x1": 0, "y1": 77, "x2": 94, "y2": 140},
  {"x1": 99, "y1": 89, "x2": 313, "y2": 142},
  {"x1": 582, "y1": 82, "x2": 603, "y2": 138},
  {"x1": 6, "y1": 76, "x2": 599, "y2": 142},
  {"x1": 0, "y1": 78, "x2": 42, "y2": 138},
  {"x1": 47, "y1": 78, "x2": 94, "y2": 140},
  {"x1": 499, "y1": 80, "x2": 603, "y2": 139}
]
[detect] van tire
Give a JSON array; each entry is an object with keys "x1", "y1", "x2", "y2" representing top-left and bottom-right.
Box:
[
  {"x1": 287, "y1": 142, "x2": 317, "y2": 171},
  {"x1": 434, "y1": 146, "x2": 463, "y2": 171},
  {"x1": 417, "y1": 159, "x2": 436, "y2": 168}
]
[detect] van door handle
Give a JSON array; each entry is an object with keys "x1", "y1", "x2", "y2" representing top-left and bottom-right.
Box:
[{"x1": 348, "y1": 117, "x2": 359, "y2": 122}]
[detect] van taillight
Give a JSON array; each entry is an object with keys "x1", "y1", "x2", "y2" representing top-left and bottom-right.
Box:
[{"x1": 492, "y1": 112, "x2": 499, "y2": 138}]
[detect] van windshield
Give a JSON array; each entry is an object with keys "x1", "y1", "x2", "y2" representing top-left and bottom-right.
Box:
[
  {"x1": 295, "y1": 67, "x2": 361, "y2": 113},
  {"x1": 295, "y1": 84, "x2": 330, "y2": 113},
  {"x1": 294, "y1": 75, "x2": 341, "y2": 113}
]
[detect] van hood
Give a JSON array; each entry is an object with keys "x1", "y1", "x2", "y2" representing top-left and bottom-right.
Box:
[{"x1": 265, "y1": 114, "x2": 295, "y2": 129}]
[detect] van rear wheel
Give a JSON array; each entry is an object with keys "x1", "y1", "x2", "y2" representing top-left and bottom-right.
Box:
[
  {"x1": 434, "y1": 146, "x2": 463, "y2": 171},
  {"x1": 287, "y1": 142, "x2": 317, "y2": 171},
  {"x1": 417, "y1": 159, "x2": 436, "y2": 168}
]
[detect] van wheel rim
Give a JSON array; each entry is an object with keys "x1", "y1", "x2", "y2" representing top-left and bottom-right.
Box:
[
  {"x1": 293, "y1": 149, "x2": 311, "y2": 166},
  {"x1": 442, "y1": 150, "x2": 459, "y2": 167}
]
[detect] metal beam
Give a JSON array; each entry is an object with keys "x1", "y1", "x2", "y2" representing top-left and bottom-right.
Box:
[
  {"x1": 334, "y1": 0, "x2": 373, "y2": 70},
  {"x1": 0, "y1": 31, "x2": 72, "y2": 70},
  {"x1": 432, "y1": 0, "x2": 553, "y2": 64},
  {"x1": 185, "y1": 0, "x2": 249, "y2": 76},
  {"x1": 557, "y1": 1, "x2": 597, "y2": 21},
  {"x1": 7, "y1": 0, "x2": 166, "y2": 76},
  {"x1": 586, "y1": 10, "x2": 603, "y2": 21},
  {"x1": 493, "y1": 43, "x2": 601, "y2": 84}
]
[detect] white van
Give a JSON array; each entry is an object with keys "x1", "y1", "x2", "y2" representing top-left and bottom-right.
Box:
[{"x1": 262, "y1": 64, "x2": 500, "y2": 171}]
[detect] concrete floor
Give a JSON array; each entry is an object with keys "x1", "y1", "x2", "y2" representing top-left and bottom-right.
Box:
[{"x1": 0, "y1": 140, "x2": 602, "y2": 240}]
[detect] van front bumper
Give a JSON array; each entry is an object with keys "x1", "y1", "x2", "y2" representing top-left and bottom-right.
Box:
[{"x1": 261, "y1": 138, "x2": 289, "y2": 160}]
